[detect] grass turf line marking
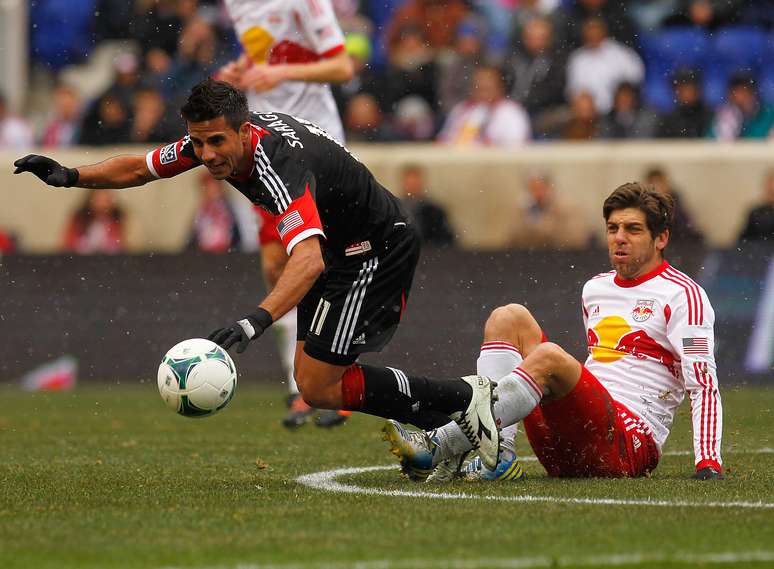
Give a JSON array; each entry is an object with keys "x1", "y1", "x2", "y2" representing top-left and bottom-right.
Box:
[
  {"x1": 160, "y1": 550, "x2": 774, "y2": 569},
  {"x1": 295, "y1": 465, "x2": 774, "y2": 510}
]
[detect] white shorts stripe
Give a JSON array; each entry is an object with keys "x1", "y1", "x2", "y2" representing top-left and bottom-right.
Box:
[
  {"x1": 388, "y1": 367, "x2": 410, "y2": 397},
  {"x1": 339, "y1": 258, "x2": 378, "y2": 354},
  {"x1": 331, "y1": 258, "x2": 378, "y2": 354}
]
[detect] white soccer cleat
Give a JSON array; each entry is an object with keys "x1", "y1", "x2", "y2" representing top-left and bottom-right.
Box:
[
  {"x1": 450, "y1": 375, "x2": 500, "y2": 471},
  {"x1": 426, "y1": 451, "x2": 473, "y2": 483}
]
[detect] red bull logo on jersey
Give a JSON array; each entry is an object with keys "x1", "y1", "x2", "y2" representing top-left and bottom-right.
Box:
[
  {"x1": 632, "y1": 299, "x2": 655, "y2": 322},
  {"x1": 588, "y1": 315, "x2": 678, "y2": 376}
]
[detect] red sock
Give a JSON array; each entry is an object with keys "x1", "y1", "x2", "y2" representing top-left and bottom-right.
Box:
[{"x1": 341, "y1": 364, "x2": 365, "y2": 410}]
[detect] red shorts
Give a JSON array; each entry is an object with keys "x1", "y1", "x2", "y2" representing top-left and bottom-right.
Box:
[{"x1": 523, "y1": 365, "x2": 660, "y2": 478}]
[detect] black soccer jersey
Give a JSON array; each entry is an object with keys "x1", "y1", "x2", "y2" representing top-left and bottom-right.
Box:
[{"x1": 146, "y1": 112, "x2": 408, "y2": 255}]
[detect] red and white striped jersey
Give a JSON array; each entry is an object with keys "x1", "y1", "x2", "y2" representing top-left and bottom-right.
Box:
[
  {"x1": 582, "y1": 260, "x2": 722, "y2": 470},
  {"x1": 223, "y1": 0, "x2": 346, "y2": 143}
]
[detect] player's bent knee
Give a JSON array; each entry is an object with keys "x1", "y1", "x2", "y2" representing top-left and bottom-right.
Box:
[
  {"x1": 529, "y1": 342, "x2": 568, "y2": 366},
  {"x1": 484, "y1": 303, "x2": 533, "y2": 341}
]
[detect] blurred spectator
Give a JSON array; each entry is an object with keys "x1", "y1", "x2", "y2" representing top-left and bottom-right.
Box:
[
  {"x1": 555, "y1": 0, "x2": 637, "y2": 50},
  {"x1": 378, "y1": 24, "x2": 439, "y2": 115},
  {"x1": 0, "y1": 227, "x2": 16, "y2": 254},
  {"x1": 598, "y1": 82, "x2": 658, "y2": 139},
  {"x1": 474, "y1": 0, "x2": 561, "y2": 59},
  {"x1": 644, "y1": 167, "x2": 705, "y2": 245},
  {"x1": 392, "y1": 96, "x2": 436, "y2": 141},
  {"x1": 78, "y1": 93, "x2": 131, "y2": 146},
  {"x1": 505, "y1": 16, "x2": 567, "y2": 122},
  {"x1": 40, "y1": 84, "x2": 83, "y2": 147},
  {"x1": 386, "y1": 0, "x2": 469, "y2": 56},
  {"x1": 134, "y1": 0, "x2": 192, "y2": 59},
  {"x1": 566, "y1": 17, "x2": 644, "y2": 114},
  {"x1": 656, "y1": 69, "x2": 712, "y2": 139},
  {"x1": 63, "y1": 190, "x2": 126, "y2": 254},
  {"x1": 93, "y1": 0, "x2": 136, "y2": 41},
  {"x1": 738, "y1": 170, "x2": 774, "y2": 244},
  {"x1": 166, "y1": 18, "x2": 226, "y2": 106},
  {"x1": 709, "y1": 74, "x2": 774, "y2": 141},
  {"x1": 401, "y1": 164, "x2": 456, "y2": 246},
  {"x1": 509, "y1": 170, "x2": 590, "y2": 249},
  {"x1": 437, "y1": 18, "x2": 486, "y2": 115},
  {"x1": 508, "y1": 0, "x2": 562, "y2": 55},
  {"x1": 188, "y1": 173, "x2": 243, "y2": 253},
  {"x1": 665, "y1": 0, "x2": 744, "y2": 29},
  {"x1": 438, "y1": 65, "x2": 530, "y2": 146},
  {"x1": 130, "y1": 87, "x2": 181, "y2": 143},
  {"x1": 104, "y1": 52, "x2": 143, "y2": 110},
  {"x1": 332, "y1": 33, "x2": 379, "y2": 117},
  {"x1": 0, "y1": 92, "x2": 34, "y2": 149},
  {"x1": 344, "y1": 93, "x2": 396, "y2": 142},
  {"x1": 560, "y1": 91, "x2": 600, "y2": 140}
]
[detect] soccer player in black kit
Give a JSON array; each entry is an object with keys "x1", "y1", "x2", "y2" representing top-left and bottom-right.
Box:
[{"x1": 13, "y1": 78, "x2": 500, "y2": 470}]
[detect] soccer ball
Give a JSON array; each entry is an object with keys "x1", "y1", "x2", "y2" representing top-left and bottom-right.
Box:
[{"x1": 157, "y1": 338, "x2": 237, "y2": 418}]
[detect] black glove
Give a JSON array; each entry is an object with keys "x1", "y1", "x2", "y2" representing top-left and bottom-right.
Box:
[
  {"x1": 693, "y1": 466, "x2": 726, "y2": 480},
  {"x1": 13, "y1": 154, "x2": 79, "y2": 187},
  {"x1": 208, "y1": 308, "x2": 273, "y2": 353}
]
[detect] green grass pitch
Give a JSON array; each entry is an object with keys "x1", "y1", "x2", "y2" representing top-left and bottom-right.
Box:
[{"x1": 1, "y1": 383, "x2": 773, "y2": 569}]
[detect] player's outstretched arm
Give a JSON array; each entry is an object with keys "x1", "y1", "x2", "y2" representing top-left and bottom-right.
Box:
[
  {"x1": 209, "y1": 237, "x2": 324, "y2": 353},
  {"x1": 14, "y1": 154, "x2": 155, "y2": 190}
]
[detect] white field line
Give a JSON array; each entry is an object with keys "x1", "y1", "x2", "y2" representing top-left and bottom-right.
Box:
[
  {"x1": 159, "y1": 550, "x2": 774, "y2": 569},
  {"x1": 295, "y1": 465, "x2": 774, "y2": 510}
]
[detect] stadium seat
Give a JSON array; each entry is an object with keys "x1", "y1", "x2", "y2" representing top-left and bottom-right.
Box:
[
  {"x1": 759, "y1": 32, "x2": 774, "y2": 105},
  {"x1": 704, "y1": 26, "x2": 767, "y2": 107},
  {"x1": 639, "y1": 28, "x2": 710, "y2": 112}
]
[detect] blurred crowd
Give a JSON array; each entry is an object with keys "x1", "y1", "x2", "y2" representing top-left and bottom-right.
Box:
[
  {"x1": 2, "y1": 0, "x2": 774, "y2": 255},
  {"x1": 1, "y1": 163, "x2": 771, "y2": 257},
  {"x1": 3, "y1": 0, "x2": 774, "y2": 148}
]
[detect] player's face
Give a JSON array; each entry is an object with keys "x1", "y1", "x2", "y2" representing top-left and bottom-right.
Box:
[
  {"x1": 187, "y1": 116, "x2": 251, "y2": 180},
  {"x1": 606, "y1": 207, "x2": 668, "y2": 280}
]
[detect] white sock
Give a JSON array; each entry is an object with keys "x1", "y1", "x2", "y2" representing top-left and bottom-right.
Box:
[
  {"x1": 273, "y1": 307, "x2": 298, "y2": 394},
  {"x1": 432, "y1": 342, "x2": 525, "y2": 464}
]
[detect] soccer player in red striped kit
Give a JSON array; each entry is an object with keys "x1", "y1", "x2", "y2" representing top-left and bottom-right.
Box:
[{"x1": 385, "y1": 182, "x2": 724, "y2": 481}]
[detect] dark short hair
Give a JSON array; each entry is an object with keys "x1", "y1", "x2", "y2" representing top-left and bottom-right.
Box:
[
  {"x1": 603, "y1": 182, "x2": 674, "y2": 237},
  {"x1": 180, "y1": 78, "x2": 249, "y2": 132}
]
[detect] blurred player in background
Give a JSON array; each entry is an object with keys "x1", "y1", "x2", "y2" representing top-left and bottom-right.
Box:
[
  {"x1": 218, "y1": 0, "x2": 354, "y2": 428},
  {"x1": 13, "y1": 79, "x2": 500, "y2": 471},
  {"x1": 385, "y1": 183, "x2": 724, "y2": 482}
]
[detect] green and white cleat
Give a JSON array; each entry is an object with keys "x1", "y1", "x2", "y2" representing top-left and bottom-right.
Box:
[
  {"x1": 449, "y1": 375, "x2": 500, "y2": 470},
  {"x1": 382, "y1": 420, "x2": 438, "y2": 482}
]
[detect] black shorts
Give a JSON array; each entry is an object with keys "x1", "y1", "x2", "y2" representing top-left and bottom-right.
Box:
[{"x1": 297, "y1": 224, "x2": 421, "y2": 365}]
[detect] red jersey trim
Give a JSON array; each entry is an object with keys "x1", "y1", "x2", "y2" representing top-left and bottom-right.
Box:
[
  {"x1": 663, "y1": 267, "x2": 704, "y2": 325},
  {"x1": 614, "y1": 260, "x2": 669, "y2": 288},
  {"x1": 320, "y1": 44, "x2": 345, "y2": 58},
  {"x1": 276, "y1": 184, "x2": 325, "y2": 254}
]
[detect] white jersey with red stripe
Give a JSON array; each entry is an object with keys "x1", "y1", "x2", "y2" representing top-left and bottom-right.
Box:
[
  {"x1": 582, "y1": 260, "x2": 722, "y2": 469},
  {"x1": 224, "y1": 0, "x2": 346, "y2": 143}
]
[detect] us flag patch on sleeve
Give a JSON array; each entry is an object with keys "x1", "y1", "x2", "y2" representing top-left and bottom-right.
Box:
[
  {"x1": 682, "y1": 337, "x2": 709, "y2": 355},
  {"x1": 277, "y1": 210, "x2": 304, "y2": 240}
]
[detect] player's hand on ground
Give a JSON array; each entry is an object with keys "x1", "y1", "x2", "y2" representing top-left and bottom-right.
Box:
[
  {"x1": 13, "y1": 155, "x2": 79, "y2": 187},
  {"x1": 208, "y1": 309, "x2": 273, "y2": 354},
  {"x1": 693, "y1": 466, "x2": 726, "y2": 480}
]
